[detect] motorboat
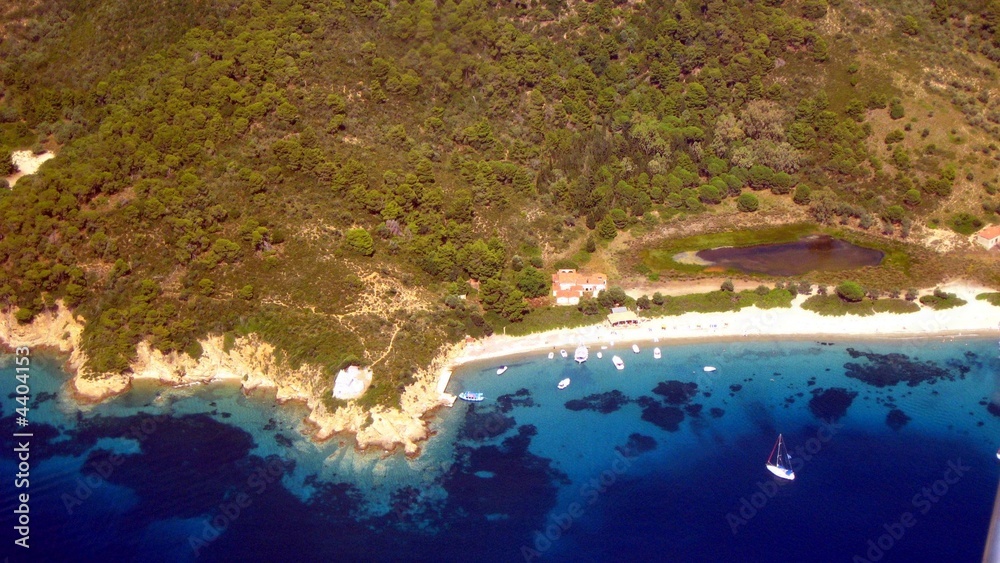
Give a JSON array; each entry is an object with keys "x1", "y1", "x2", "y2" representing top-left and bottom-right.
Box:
[
  {"x1": 653, "y1": 347, "x2": 661, "y2": 359},
  {"x1": 548, "y1": 351, "x2": 554, "y2": 359},
  {"x1": 596, "y1": 351, "x2": 603, "y2": 359},
  {"x1": 557, "y1": 378, "x2": 571, "y2": 390},
  {"x1": 703, "y1": 366, "x2": 717, "y2": 372},
  {"x1": 574, "y1": 345, "x2": 588, "y2": 363},
  {"x1": 612, "y1": 355, "x2": 624, "y2": 370},
  {"x1": 632, "y1": 344, "x2": 640, "y2": 354},
  {"x1": 458, "y1": 392, "x2": 485, "y2": 402},
  {"x1": 496, "y1": 366, "x2": 508, "y2": 375},
  {"x1": 560, "y1": 349, "x2": 568, "y2": 358}
]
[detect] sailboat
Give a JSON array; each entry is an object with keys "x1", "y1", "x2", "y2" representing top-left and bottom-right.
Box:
[{"x1": 765, "y1": 434, "x2": 795, "y2": 480}]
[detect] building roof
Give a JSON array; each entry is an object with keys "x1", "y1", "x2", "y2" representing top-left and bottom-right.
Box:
[
  {"x1": 551, "y1": 269, "x2": 608, "y2": 286},
  {"x1": 607, "y1": 311, "x2": 639, "y2": 324},
  {"x1": 553, "y1": 289, "x2": 583, "y2": 298},
  {"x1": 978, "y1": 225, "x2": 1000, "y2": 240}
]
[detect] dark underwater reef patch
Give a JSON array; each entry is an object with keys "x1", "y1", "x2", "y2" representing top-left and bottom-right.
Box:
[
  {"x1": 565, "y1": 390, "x2": 630, "y2": 414},
  {"x1": 886, "y1": 409, "x2": 912, "y2": 431},
  {"x1": 652, "y1": 381, "x2": 699, "y2": 405},
  {"x1": 808, "y1": 387, "x2": 858, "y2": 421},
  {"x1": 635, "y1": 380, "x2": 703, "y2": 431},
  {"x1": 496, "y1": 388, "x2": 535, "y2": 414},
  {"x1": 459, "y1": 403, "x2": 516, "y2": 441},
  {"x1": 636, "y1": 397, "x2": 686, "y2": 432},
  {"x1": 843, "y1": 348, "x2": 958, "y2": 388},
  {"x1": 616, "y1": 433, "x2": 658, "y2": 457}
]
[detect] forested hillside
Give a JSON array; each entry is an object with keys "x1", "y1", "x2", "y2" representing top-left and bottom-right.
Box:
[{"x1": 1, "y1": 0, "x2": 1000, "y2": 405}]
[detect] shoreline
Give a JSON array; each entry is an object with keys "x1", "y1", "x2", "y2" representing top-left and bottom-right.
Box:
[
  {"x1": 442, "y1": 281, "x2": 1000, "y2": 375},
  {"x1": 3, "y1": 280, "x2": 998, "y2": 456}
]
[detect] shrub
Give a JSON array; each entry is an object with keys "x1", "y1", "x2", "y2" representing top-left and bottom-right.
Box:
[
  {"x1": 737, "y1": 193, "x2": 759, "y2": 212},
  {"x1": 884, "y1": 129, "x2": 905, "y2": 144},
  {"x1": 919, "y1": 290, "x2": 967, "y2": 309},
  {"x1": 345, "y1": 228, "x2": 375, "y2": 256},
  {"x1": 721, "y1": 279, "x2": 735, "y2": 292},
  {"x1": 13, "y1": 308, "x2": 34, "y2": 324},
  {"x1": 793, "y1": 184, "x2": 812, "y2": 205},
  {"x1": 237, "y1": 284, "x2": 255, "y2": 300},
  {"x1": 835, "y1": 281, "x2": 865, "y2": 302},
  {"x1": 948, "y1": 212, "x2": 983, "y2": 235}
]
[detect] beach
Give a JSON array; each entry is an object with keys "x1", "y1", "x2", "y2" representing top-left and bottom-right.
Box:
[{"x1": 444, "y1": 281, "x2": 999, "y2": 377}]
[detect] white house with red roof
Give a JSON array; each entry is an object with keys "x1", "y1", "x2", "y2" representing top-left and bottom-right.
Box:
[
  {"x1": 551, "y1": 268, "x2": 607, "y2": 305},
  {"x1": 976, "y1": 225, "x2": 1000, "y2": 250}
]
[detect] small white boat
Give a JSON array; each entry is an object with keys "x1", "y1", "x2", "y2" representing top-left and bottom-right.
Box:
[
  {"x1": 496, "y1": 366, "x2": 508, "y2": 375},
  {"x1": 703, "y1": 366, "x2": 717, "y2": 372},
  {"x1": 766, "y1": 434, "x2": 795, "y2": 480},
  {"x1": 574, "y1": 345, "x2": 589, "y2": 363},
  {"x1": 653, "y1": 347, "x2": 661, "y2": 359},
  {"x1": 612, "y1": 355, "x2": 624, "y2": 370},
  {"x1": 458, "y1": 392, "x2": 485, "y2": 402},
  {"x1": 596, "y1": 351, "x2": 603, "y2": 359},
  {"x1": 548, "y1": 351, "x2": 554, "y2": 359},
  {"x1": 601, "y1": 345, "x2": 607, "y2": 350},
  {"x1": 632, "y1": 344, "x2": 640, "y2": 354},
  {"x1": 996, "y1": 447, "x2": 1000, "y2": 461},
  {"x1": 557, "y1": 378, "x2": 571, "y2": 390},
  {"x1": 560, "y1": 349, "x2": 568, "y2": 358}
]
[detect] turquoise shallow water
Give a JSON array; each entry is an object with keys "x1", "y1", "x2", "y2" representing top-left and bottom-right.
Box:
[{"x1": 1, "y1": 336, "x2": 998, "y2": 561}]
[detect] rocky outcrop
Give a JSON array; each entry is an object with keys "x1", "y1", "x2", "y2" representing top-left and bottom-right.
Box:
[{"x1": 0, "y1": 303, "x2": 454, "y2": 454}]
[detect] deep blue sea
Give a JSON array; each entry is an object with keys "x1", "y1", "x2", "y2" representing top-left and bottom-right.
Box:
[{"x1": 1, "y1": 337, "x2": 999, "y2": 562}]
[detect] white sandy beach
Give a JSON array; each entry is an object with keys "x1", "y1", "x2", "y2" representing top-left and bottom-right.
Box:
[{"x1": 444, "y1": 281, "x2": 1000, "y2": 381}]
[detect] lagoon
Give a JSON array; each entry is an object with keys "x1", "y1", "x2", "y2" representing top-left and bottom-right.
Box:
[{"x1": 696, "y1": 235, "x2": 884, "y2": 276}]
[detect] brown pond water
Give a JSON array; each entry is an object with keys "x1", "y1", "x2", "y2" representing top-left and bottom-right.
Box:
[{"x1": 694, "y1": 235, "x2": 884, "y2": 276}]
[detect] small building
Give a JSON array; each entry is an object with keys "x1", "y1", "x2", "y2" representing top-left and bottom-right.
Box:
[
  {"x1": 551, "y1": 269, "x2": 608, "y2": 305},
  {"x1": 333, "y1": 365, "x2": 372, "y2": 400},
  {"x1": 976, "y1": 225, "x2": 1000, "y2": 249},
  {"x1": 607, "y1": 306, "x2": 639, "y2": 327}
]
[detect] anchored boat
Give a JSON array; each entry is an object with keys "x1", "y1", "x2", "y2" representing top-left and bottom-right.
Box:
[
  {"x1": 574, "y1": 345, "x2": 589, "y2": 363},
  {"x1": 612, "y1": 355, "x2": 625, "y2": 370},
  {"x1": 765, "y1": 434, "x2": 795, "y2": 480},
  {"x1": 459, "y1": 392, "x2": 485, "y2": 402}
]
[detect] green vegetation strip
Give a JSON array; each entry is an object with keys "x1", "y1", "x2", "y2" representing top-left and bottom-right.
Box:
[
  {"x1": 976, "y1": 293, "x2": 1000, "y2": 307},
  {"x1": 641, "y1": 289, "x2": 794, "y2": 317},
  {"x1": 919, "y1": 292, "x2": 967, "y2": 310},
  {"x1": 801, "y1": 295, "x2": 920, "y2": 316}
]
